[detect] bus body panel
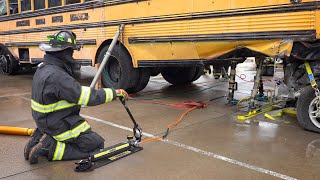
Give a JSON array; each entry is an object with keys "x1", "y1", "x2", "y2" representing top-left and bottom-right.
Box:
[{"x1": 0, "y1": 0, "x2": 318, "y2": 67}]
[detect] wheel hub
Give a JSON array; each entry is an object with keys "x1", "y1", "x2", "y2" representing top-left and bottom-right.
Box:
[
  {"x1": 309, "y1": 97, "x2": 320, "y2": 128},
  {"x1": 0, "y1": 55, "x2": 8, "y2": 74},
  {"x1": 107, "y1": 56, "x2": 121, "y2": 83}
]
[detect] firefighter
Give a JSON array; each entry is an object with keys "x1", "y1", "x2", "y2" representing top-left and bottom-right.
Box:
[{"x1": 24, "y1": 30, "x2": 129, "y2": 164}]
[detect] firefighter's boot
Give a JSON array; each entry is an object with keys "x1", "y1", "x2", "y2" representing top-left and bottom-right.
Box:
[
  {"x1": 24, "y1": 128, "x2": 43, "y2": 160},
  {"x1": 28, "y1": 134, "x2": 55, "y2": 164}
]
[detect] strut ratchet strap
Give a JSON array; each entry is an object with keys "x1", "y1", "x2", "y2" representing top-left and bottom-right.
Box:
[
  {"x1": 304, "y1": 61, "x2": 318, "y2": 88},
  {"x1": 264, "y1": 108, "x2": 297, "y2": 123},
  {"x1": 237, "y1": 106, "x2": 274, "y2": 123}
]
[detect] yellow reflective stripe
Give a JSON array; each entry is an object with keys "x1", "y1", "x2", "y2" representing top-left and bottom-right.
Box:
[
  {"x1": 54, "y1": 101, "x2": 76, "y2": 111},
  {"x1": 59, "y1": 143, "x2": 66, "y2": 160},
  {"x1": 83, "y1": 87, "x2": 91, "y2": 106},
  {"x1": 53, "y1": 141, "x2": 65, "y2": 161},
  {"x1": 103, "y1": 88, "x2": 113, "y2": 103},
  {"x1": 53, "y1": 121, "x2": 91, "y2": 142},
  {"x1": 53, "y1": 141, "x2": 60, "y2": 160},
  {"x1": 78, "y1": 86, "x2": 91, "y2": 106},
  {"x1": 94, "y1": 143, "x2": 129, "y2": 159},
  {"x1": 53, "y1": 121, "x2": 90, "y2": 141},
  {"x1": 109, "y1": 151, "x2": 131, "y2": 161},
  {"x1": 78, "y1": 87, "x2": 85, "y2": 105},
  {"x1": 31, "y1": 100, "x2": 76, "y2": 113}
]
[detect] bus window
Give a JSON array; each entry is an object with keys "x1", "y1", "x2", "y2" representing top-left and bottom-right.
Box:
[
  {"x1": 0, "y1": 0, "x2": 6, "y2": 16},
  {"x1": 49, "y1": 1, "x2": 61, "y2": 8},
  {"x1": 34, "y1": 0, "x2": 44, "y2": 10},
  {"x1": 66, "y1": 0, "x2": 80, "y2": 5},
  {"x1": 9, "y1": 0, "x2": 18, "y2": 14},
  {"x1": 21, "y1": 0, "x2": 31, "y2": 12}
]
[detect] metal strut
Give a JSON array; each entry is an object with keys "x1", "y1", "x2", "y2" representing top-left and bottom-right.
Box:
[
  {"x1": 90, "y1": 24, "x2": 125, "y2": 89},
  {"x1": 75, "y1": 24, "x2": 143, "y2": 172},
  {"x1": 221, "y1": 66, "x2": 230, "y2": 81},
  {"x1": 248, "y1": 57, "x2": 264, "y2": 110},
  {"x1": 89, "y1": 24, "x2": 142, "y2": 141},
  {"x1": 227, "y1": 60, "x2": 238, "y2": 104}
]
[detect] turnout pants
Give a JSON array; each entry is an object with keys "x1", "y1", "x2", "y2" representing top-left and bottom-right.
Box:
[{"x1": 46, "y1": 121, "x2": 104, "y2": 161}]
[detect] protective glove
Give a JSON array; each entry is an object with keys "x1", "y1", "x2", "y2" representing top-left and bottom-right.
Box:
[{"x1": 116, "y1": 89, "x2": 129, "y2": 101}]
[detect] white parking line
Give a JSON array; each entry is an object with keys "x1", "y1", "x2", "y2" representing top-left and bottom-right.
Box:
[
  {"x1": 81, "y1": 114, "x2": 297, "y2": 180},
  {"x1": 0, "y1": 93, "x2": 31, "y2": 98}
]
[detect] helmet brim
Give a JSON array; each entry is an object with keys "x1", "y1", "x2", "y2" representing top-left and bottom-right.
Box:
[{"x1": 39, "y1": 43, "x2": 80, "y2": 52}]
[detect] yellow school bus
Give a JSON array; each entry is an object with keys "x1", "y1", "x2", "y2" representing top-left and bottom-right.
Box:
[{"x1": 1, "y1": 0, "x2": 320, "y2": 132}]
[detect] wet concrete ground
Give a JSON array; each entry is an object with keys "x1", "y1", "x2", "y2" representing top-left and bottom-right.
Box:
[{"x1": 0, "y1": 61, "x2": 320, "y2": 179}]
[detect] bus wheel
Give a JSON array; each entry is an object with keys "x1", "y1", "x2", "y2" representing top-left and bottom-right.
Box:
[
  {"x1": 150, "y1": 68, "x2": 161, "y2": 76},
  {"x1": 161, "y1": 67, "x2": 197, "y2": 85},
  {"x1": 192, "y1": 66, "x2": 204, "y2": 81},
  {"x1": 127, "y1": 68, "x2": 151, "y2": 93},
  {"x1": 0, "y1": 48, "x2": 18, "y2": 75},
  {"x1": 0, "y1": 55, "x2": 9, "y2": 75},
  {"x1": 97, "y1": 45, "x2": 139, "y2": 90},
  {"x1": 297, "y1": 86, "x2": 320, "y2": 133}
]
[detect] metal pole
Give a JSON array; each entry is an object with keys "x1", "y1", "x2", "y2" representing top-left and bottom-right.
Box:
[
  {"x1": 88, "y1": 24, "x2": 142, "y2": 142},
  {"x1": 227, "y1": 60, "x2": 237, "y2": 103},
  {"x1": 249, "y1": 57, "x2": 264, "y2": 110},
  {"x1": 90, "y1": 24, "x2": 125, "y2": 88}
]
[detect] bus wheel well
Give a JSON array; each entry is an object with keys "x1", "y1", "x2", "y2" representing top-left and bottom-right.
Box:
[
  {"x1": 94, "y1": 40, "x2": 131, "y2": 64},
  {"x1": 0, "y1": 43, "x2": 19, "y2": 75},
  {"x1": 0, "y1": 44, "x2": 18, "y2": 61},
  {"x1": 0, "y1": 44, "x2": 13, "y2": 57}
]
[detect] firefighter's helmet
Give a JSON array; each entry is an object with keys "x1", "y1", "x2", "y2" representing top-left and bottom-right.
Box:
[{"x1": 39, "y1": 30, "x2": 80, "y2": 52}]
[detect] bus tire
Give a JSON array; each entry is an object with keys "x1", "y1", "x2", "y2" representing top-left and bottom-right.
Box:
[
  {"x1": 97, "y1": 45, "x2": 139, "y2": 91},
  {"x1": 296, "y1": 86, "x2": 320, "y2": 133},
  {"x1": 127, "y1": 68, "x2": 151, "y2": 93},
  {"x1": 161, "y1": 67, "x2": 196, "y2": 85},
  {"x1": 192, "y1": 66, "x2": 203, "y2": 81},
  {"x1": 0, "y1": 46, "x2": 18, "y2": 75},
  {"x1": 150, "y1": 68, "x2": 161, "y2": 77}
]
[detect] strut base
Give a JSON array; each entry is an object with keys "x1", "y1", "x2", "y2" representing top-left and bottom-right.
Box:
[{"x1": 75, "y1": 142, "x2": 143, "y2": 172}]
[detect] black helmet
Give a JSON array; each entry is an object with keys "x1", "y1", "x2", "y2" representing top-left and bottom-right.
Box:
[{"x1": 39, "y1": 30, "x2": 80, "y2": 52}]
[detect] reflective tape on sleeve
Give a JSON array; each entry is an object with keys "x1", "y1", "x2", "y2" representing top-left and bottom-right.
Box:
[
  {"x1": 78, "y1": 86, "x2": 91, "y2": 106},
  {"x1": 103, "y1": 88, "x2": 114, "y2": 103}
]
